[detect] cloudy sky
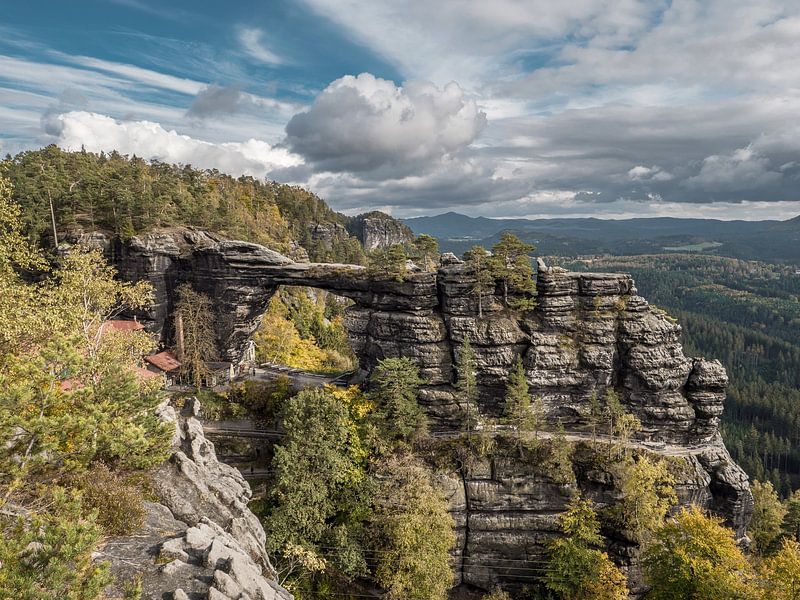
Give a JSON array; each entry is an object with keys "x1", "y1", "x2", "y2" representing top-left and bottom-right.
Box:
[{"x1": 2, "y1": 0, "x2": 800, "y2": 220}]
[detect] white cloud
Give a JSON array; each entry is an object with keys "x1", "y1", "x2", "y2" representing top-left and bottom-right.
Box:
[
  {"x1": 686, "y1": 145, "x2": 782, "y2": 192},
  {"x1": 61, "y1": 54, "x2": 205, "y2": 95},
  {"x1": 628, "y1": 165, "x2": 674, "y2": 181},
  {"x1": 238, "y1": 28, "x2": 283, "y2": 66},
  {"x1": 298, "y1": 0, "x2": 659, "y2": 86},
  {"x1": 53, "y1": 111, "x2": 302, "y2": 176},
  {"x1": 285, "y1": 73, "x2": 486, "y2": 174}
]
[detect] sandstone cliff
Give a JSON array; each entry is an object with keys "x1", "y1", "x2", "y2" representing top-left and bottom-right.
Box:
[
  {"x1": 345, "y1": 211, "x2": 414, "y2": 251},
  {"x1": 85, "y1": 230, "x2": 751, "y2": 595},
  {"x1": 101, "y1": 399, "x2": 291, "y2": 600}
]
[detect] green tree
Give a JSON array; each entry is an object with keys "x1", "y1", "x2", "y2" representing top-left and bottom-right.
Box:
[
  {"x1": 758, "y1": 539, "x2": 800, "y2": 600},
  {"x1": 1, "y1": 242, "x2": 169, "y2": 501},
  {"x1": 174, "y1": 283, "x2": 219, "y2": 389},
  {"x1": 751, "y1": 480, "x2": 788, "y2": 555},
  {"x1": 546, "y1": 422, "x2": 576, "y2": 484},
  {"x1": 614, "y1": 455, "x2": 676, "y2": 543},
  {"x1": 412, "y1": 234, "x2": 439, "y2": 271},
  {"x1": 0, "y1": 489, "x2": 112, "y2": 600},
  {"x1": 489, "y1": 232, "x2": 535, "y2": 307},
  {"x1": 369, "y1": 357, "x2": 427, "y2": 443},
  {"x1": 642, "y1": 506, "x2": 756, "y2": 600},
  {"x1": 463, "y1": 245, "x2": 494, "y2": 318},
  {"x1": 544, "y1": 497, "x2": 628, "y2": 600},
  {"x1": 368, "y1": 244, "x2": 408, "y2": 281},
  {"x1": 456, "y1": 337, "x2": 479, "y2": 431},
  {"x1": 370, "y1": 455, "x2": 455, "y2": 600},
  {"x1": 604, "y1": 389, "x2": 641, "y2": 458},
  {"x1": 504, "y1": 356, "x2": 540, "y2": 450},
  {"x1": 782, "y1": 489, "x2": 800, "y2": 542},
  {"x1": 266, "y1": 387, "x2": 371, "y2": 581}
]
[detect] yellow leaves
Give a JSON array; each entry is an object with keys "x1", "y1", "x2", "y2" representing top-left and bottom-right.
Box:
[
  {"x1": 758, "y1": 539, "x2": 800, "y2": 600},
  {"x1": 255, "y1": 294, "x2": 335, "y2": 374}
]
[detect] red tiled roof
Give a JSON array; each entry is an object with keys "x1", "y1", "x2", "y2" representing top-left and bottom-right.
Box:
[
  {"x1": 134, "y1": 366, "x2": 161, "y2": 380},
  {"x1": 59, "y1": 378, "x2": 81, "y2": 391},
  {"x1": 102, "y1": 319, "x2": 146, "y2": 333},
  {"x1": 144, "y1": 351, "x2": 181, "y2": 372}
]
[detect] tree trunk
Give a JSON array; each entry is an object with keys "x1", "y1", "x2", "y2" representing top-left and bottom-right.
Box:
[{"x1": 48, "y1": 191, "x2": 58, "y2": 249}]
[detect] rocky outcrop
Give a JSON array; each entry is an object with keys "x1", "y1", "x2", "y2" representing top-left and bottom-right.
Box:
[
  {"x1": 93, "y1": 230, "x2": 751, "y2": 595},
  {"x1": 346, "y1": 211, "x2": 414, "y2": 251},
  {"x1": 101, "y1": 400, "x2": 291, "y2": 600}
]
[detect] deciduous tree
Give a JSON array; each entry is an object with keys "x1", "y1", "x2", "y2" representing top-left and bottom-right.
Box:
[
  {"x1": 758, "y1": 539, "x2": 800, "y2": 600},
  {"x1": 614, "y1": 454, "x2": 676, "y2": 543},
  {"x1": 370, "y1": 455, "x2": 455, "y2": 600},
  {"x1": 174, "y1": 283, "x2": 218, "y2": 388},
  {"x1": 642, "y1": 506, "x2": 756, "y2": 600}
]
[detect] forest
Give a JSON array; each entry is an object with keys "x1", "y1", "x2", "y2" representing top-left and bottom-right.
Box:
[
  {"x1": 559, "y1": 255, "x2": 800, "y2": 494},
  {"x1": 2, "y1": 145, "x2": 366, "y2": 264}
]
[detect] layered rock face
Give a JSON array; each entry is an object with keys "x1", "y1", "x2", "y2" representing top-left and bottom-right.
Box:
[
  {"x1": 102, "y1": 400, "x2": 291, "y2": 600},
  {"x1": 99, "y1": 230, "x2": 751, "y2": 594},
  {"x1": 346, "y1": 211, "x2": 414, "y2": 251}
]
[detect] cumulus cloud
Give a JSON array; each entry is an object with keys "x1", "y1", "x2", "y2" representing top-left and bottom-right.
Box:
[
  {"x1": 628, "y1": 165, "x2": 674, "y2": 182},
  {"x1": 53, "y1": 111, "x2": 301, "y2": 176},
  {"x1": 186, "y1": 84, "x2": 247, "y2": 119},
  {"x1": 285, "y1": 73, "x2": 486, "y2": 174},
  {"x1": 686, "y1": 145, "x2": 782, "y2": 192}
]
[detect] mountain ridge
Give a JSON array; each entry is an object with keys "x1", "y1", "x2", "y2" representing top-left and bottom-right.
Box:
[{"x1": 404, "y1": 211, "x2": 800, "y2": 263}]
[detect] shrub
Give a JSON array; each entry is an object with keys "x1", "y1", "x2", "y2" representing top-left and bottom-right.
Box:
[{"x1": 74, "y1": 463, "x2": 148, "y2": 536}]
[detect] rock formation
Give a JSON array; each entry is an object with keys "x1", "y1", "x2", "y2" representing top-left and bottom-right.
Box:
[
  {"x1": 86, "y1": 229, "x2": 751, "y2": 595},
  {"x1": 101, "y1": 399, "x2": 291, "y2": 600},
  {"x1": 346, "y1": 211, "x2": 414, "y2": 251}
]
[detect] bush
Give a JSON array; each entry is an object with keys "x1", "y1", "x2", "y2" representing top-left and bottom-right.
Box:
[
  {"x1": 73, "y1": 464, "x2": 148, "y2": 536},
  {"x1": 0, "y1": 488, "x2": 112, "y2": 600}
]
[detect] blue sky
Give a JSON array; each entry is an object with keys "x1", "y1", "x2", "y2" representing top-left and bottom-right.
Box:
[{"x1": 2, "y1": 0, "x2": 800, "y2": 220}]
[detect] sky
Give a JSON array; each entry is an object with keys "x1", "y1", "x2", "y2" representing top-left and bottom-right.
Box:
[{"x1": 2, "y1": 0, "x2": 800, "y2": 220}]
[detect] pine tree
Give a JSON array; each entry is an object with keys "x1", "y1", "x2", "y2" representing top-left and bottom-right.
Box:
[
  {"x1": 504, "y1": 356, "x2": 540, "y2": 449},
  {"x1": 368, "y1": 244, "x2": 408, "y2": 281},
  {"x1": 456, "y1": 337, "x2": 479, "y2": 431},
  {"x1": 463, "y1": 245, "x2": 494, "y2": 318},
  {"x1": 782, "y1": 489, "x2": 800, "y2": 542},
  {"x1": 544, "y1": 497, "x2": 628, "y2": 600},
  {"x1": 412, "y1": 234, "x2": 439, "y2": 272},
  {"x1": 750, "y1": 480, "x2": 788, "y2": 555},
  {"x1": 489, "y1": 232, "x2": 535, "y2": 307},
  {"x1": 369, "y1": 357, "x2": 427, "y2": 443}
]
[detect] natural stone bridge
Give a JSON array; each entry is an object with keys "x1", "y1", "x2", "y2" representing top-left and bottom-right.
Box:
[{"x1": 103, "y1": 227, "x2": 752, "y2": 594}]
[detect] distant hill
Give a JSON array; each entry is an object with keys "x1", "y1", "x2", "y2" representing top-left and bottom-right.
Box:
[{"x1": 404, "y1": 212, "x2": 800, "y2": 264}]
